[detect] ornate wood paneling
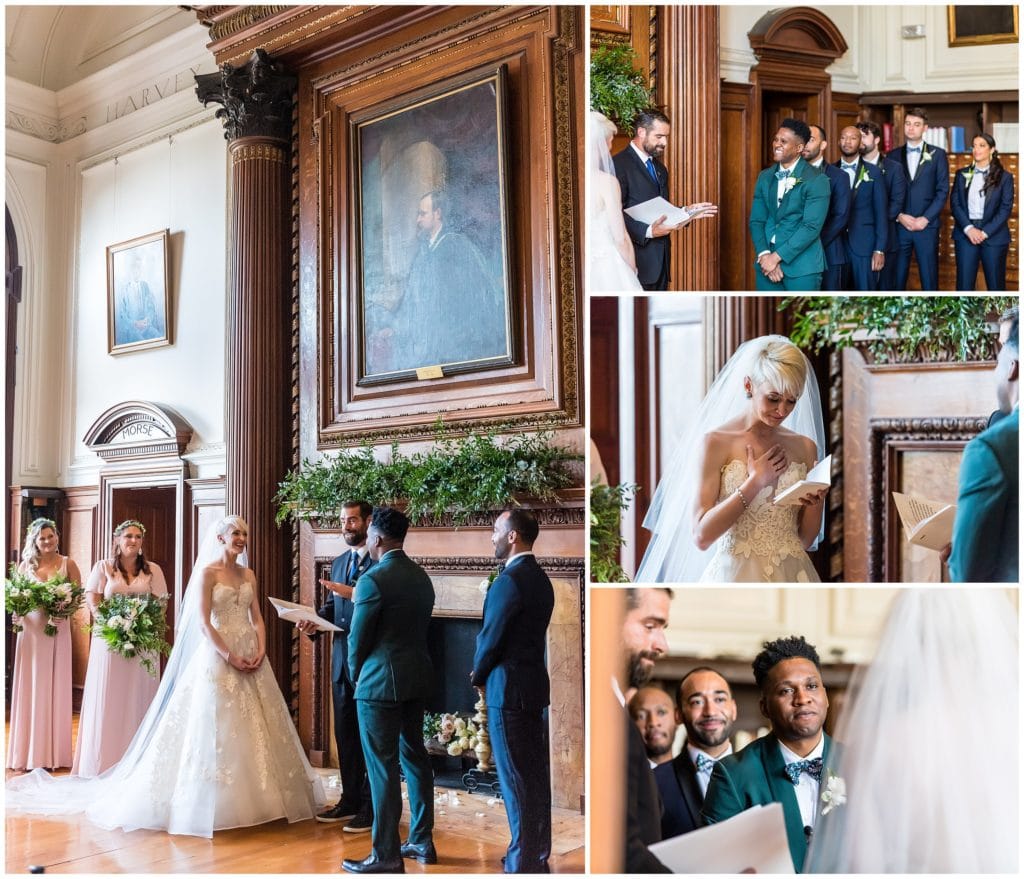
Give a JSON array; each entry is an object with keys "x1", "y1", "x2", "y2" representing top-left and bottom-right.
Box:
[
  {"x1": 867, "y1": 417, "x2": 987, "y2": 581},
  {"x1": 830, "y1": 91, "x2": 862, "y2": 161},
  {"x1": 720, "y1": 82, "x2": 755, "y2": 291},
  {"x1": 590, "y1": 298, "x2": 620, "y2": 487}
]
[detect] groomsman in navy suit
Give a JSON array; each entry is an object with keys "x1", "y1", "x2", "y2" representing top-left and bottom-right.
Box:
[
  {"x1": 803, "y1": 124, "x2": 851, "y2": 290},
  {"x1": 298, "y1": 501, "x2": 375, "y2": 831},
  {"x1": 890, "y1": 107, "x2": 949, "y2": 290},
  {"x1": 472, "y1": 509, "x2": 555, "y2": 873},
  {"x1": 836, "y1": 126, "x2": 887, "y2": 290},
  {"x1": 856, "y1": 121, "x2": 907, "y2": 291}
]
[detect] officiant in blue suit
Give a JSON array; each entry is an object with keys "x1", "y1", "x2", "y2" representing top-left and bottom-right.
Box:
[
  {"x1": 948, "y1": 311, "x2": 1019, "y2": 582},
  {"x1": 472, "y1": 509, "x2": 555, "y2": 873}
]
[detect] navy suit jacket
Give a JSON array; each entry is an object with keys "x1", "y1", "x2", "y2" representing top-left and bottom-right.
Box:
[
  {"x1": 653, "y1": 751, "x2": 702, "y2": 839},
  {"x1": 817, "y1": 161, "x2": 852, "y2": 265},
  {"x1": 613, "y1": 145, "x2": 670, "y2": 287},
  {"x1": 839, "y1": 158, "x2": 888, "y2": 256},
  {"x1": 471, "y1": 554, "x2": 554, "y2": 711},
  {"x1": 950, "y1": 166, "x2": 1015, "y2": 247},
  {"x1": 890, "y1": 143, "x2": 949, "y2": 222},
  {"x1": 625, "y1": 707, "x2": 671, "y2": 873},
  {"x1": 317, "y1": 549, "x2": 374, "y2": 683},
  {"x1": 875, "y1": 157, "x2": 907, "y2": 252}
]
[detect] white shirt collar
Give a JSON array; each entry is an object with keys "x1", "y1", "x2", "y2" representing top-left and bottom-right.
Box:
[
  {"x1": 777, "y1": 733, "x2": 824, "y2": 765},
  {"x1": 505, "y1": 550, "x2": 534, "y2": 566},
  {"x1": 612, "y1": 676, "x2": 626, "y2": 708},
  {"x1": 687, "y1": 741, "x2": 733, "y2": 766},
  {"x1": 809, "y1": 157, "x2": 823, "y2": 168},
  {"x1": 630, "y1": 141, "x2": 653, "y2": 163}
]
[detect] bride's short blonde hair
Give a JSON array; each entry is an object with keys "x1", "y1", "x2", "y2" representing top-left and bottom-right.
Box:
[
  {"x1": 747, "y1": 339, "x2": 807, "y2": 400},
  {"x1": 592, "y1": 111, "x2": 617, "y2": 142}
]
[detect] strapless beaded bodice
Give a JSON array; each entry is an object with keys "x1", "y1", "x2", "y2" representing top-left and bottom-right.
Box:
[
  {"x1": 710, "y1": 459, "x2": 808, "y2": 578},
  {"x1": 210, "y1": 582, "x2": 257, "y2": 652}
]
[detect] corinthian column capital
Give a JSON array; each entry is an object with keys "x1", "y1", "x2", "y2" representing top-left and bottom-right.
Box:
[{"x1": 195, "y1": 47, "x2": 296, "y2": 142}]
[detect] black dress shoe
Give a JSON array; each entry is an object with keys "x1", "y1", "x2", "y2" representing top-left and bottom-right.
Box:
[
  {"x1": 316, "y1": 801, "x2": 359, "y2": 823},
  {"x1": 343, "y1": 810, "x2": 373, "y2": 833},
  {"x1": 400, "y1": 841, "x2": 438, "y2": 865},
  {"x1": 341, "y1": 853, "x2": 404, "y2": 874}
]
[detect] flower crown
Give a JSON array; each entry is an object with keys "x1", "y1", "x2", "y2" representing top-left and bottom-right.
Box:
[
  {"x1": 29, "y1": 517, "x2": 57, "y2": 532},
  {"x1": 114, "y1": 519, "x2": 147, "y2": 536}
]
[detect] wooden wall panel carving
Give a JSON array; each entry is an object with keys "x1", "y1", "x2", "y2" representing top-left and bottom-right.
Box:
[
  {"x1": 299, "y1": 6, "x2": 582, "y2": 444},
  {"x1": 867, "y1": 417, "x2": 986, "y2": 581},
  {"x1": 830, "y1": 91, "x2": 862, "y2": 159},
  {"x1": 720, "y1": 82, "x2": 755, "y2": 291}
]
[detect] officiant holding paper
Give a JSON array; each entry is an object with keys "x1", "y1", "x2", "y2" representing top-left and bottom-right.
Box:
[
  {"x1": 297, "y1": 500, "x2": 375, "y2": 831},
  {"x1": 614, "y1": 109, "x2": 717, "y2": 291}
]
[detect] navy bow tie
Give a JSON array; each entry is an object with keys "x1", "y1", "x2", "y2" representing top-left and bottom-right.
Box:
[
  {"x1": 695, "y1": 753, "x2": 716, "y2": 776},
  {"x1": 907, "y1": 146, "x2": 922, "y2": 154},
  {"x1": 784, "y1": 757, "x2": 823, "y2": 785},
  {"x1": 775, "y1": 169, "x2": 792, "y2": 181}
]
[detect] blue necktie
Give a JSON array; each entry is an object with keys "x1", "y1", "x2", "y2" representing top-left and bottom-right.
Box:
[
  {"x1": 695, "y1": 753, "x2": 716, "y2": 776},
  {"x1": 345, "y1": 551, "x2": 360, "y2": 584},
  {"x1": 784, "y1": 757, "x2": 823, "y2": 785},
  {"x1": 645, "y1": 157, "x2": 658, "y2": 184}
]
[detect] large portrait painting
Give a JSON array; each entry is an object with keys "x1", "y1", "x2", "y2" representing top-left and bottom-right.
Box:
[
  {"x1": 354, "y1": 65, "x2": 514, "y2": 383},
  {"x1": 947, "y1": 5, "x2": 1018, "y2": 46},
  {"x1": 106, "y1": 229, "x2": 171, "y2": 355}
]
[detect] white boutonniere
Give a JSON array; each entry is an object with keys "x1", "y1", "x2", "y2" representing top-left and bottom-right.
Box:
[
  {"x1": 919, "y1": 145, "x2": 933, "y2": 165},
  {"x1": 784, "y1": 176, "x2": 802, "y2": 194},
  {"x1": 963, "y1": 163, "x2": 976, "y2": 187},
  {"x1": 819, "y1": 770, "x2": 846, "y2": 815},
  {"x1": 478, "y1": 567, "x2": 501, "y2": 595},
  {"x1": 853, "y1": 164, "x2": 871, "y2": 189}
]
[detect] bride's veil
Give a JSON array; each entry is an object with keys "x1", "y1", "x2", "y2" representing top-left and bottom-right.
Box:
[
  {"x1": 6, "y1": 517, "x2": 241, "y2": 815},
  {"x1": 634, "y1": 335, "x2": 825, "y2": 583},
  {"x1": 807, "y1": 589, "x2": 1018, "y2": 872},
  {"x1": 588, "y1": 110, "x2": 617, "y2": 175}
]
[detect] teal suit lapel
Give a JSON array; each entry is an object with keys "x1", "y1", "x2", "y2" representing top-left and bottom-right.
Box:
[{"x1": 762, "y1": 735, "x2": 810, "y2": 871}]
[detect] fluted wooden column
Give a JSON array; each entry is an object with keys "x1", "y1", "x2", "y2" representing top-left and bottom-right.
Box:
[
  {"x1": 196, "y1": 51, "x2": 297, "y2": 697},
  {"x1": 659, "y1": 5, "x2": 720, "y2": 291}
]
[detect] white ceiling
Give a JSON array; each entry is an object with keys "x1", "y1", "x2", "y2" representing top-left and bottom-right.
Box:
[{"x1": 6, "y1": 5, "x2": 197, "y2": 91}]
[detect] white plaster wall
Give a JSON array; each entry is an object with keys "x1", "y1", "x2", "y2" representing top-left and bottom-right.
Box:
[
  {"x1": 68, "y1": 120, "x2": 227, "y2": 484},
  {"x1": 720, "y1": 5, "x2": 1018, "y2": 92},
  {"x1": 6, "y1": 21, "x2": 228, "y2": 488}
]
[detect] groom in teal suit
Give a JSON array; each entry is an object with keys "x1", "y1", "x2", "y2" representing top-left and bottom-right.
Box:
[
  {"x1": 343, "y1": 507, "x2": 436, "y2": 874},
  {"x1": 703, "y1": 636, "x2": 833, "y2": 873},
  {"x1": 750, "y1": 118, "x2": 831, "y2": 290},
  {"x1": 948, "y1": 309, "x2": 1019, "y2": 582}
]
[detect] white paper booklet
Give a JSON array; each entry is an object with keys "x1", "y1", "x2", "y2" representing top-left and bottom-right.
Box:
[
  {"x1": 892, "y1": 491, "x2": 957, "y2": 551},
  {"x1": 268, "y1": 596, "x2": 341, "y2": 632},
  {"x1": 773, "y1": 454, "x2": 832, "y2": 506},
  {"x1": 648, "y1": 802, "x2": 795, "y2": 873},
  {"x1": 624, "y1": 196, "x2": 692, "y2": 229}
]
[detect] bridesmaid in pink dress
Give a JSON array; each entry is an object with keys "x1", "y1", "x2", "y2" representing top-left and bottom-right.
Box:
[
  {"x1": 6, "y1": 518, "x2": 82, "y2": 771},
  {"x1": 72, "y1": 519, "x2": 168, "y2": 778}
]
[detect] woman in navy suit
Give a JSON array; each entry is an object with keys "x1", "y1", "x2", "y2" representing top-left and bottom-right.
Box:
[{"x1": 951, "y1": 133, "x2": 1014, "y2": 290}]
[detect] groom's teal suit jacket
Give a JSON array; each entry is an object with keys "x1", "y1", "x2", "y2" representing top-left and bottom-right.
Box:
[
  {"x1": 949, "y1": 406, "x2": 1019, "y2": 582},
  {"x1": 702, "y1": 732, "x2": 834, "y2": 873},
  {"x1": 347, "y1": 549, "x2": 435, "y2": 701},
  {"x1": 749, "y1": 157, "x2": 830, "y2": 278}
]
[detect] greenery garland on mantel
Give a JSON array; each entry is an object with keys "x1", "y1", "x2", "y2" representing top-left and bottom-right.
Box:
[
  {"x1": 785, "y1": 296, "x2": 1017, "y2": 364},
  {"x1": 274, "y1": 428, "x2": 583, "y2": 528}
]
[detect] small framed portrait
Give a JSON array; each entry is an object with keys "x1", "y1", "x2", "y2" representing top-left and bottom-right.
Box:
[
  {"x1": 106, "y1": 229, "x2": 171, "y2": 355},
  {"x1": 948, "y1": 5, "x2": 1019, "y2": 47},
  {"x1": 353, "y1": 65, "x2": 515, "y2": 384}
]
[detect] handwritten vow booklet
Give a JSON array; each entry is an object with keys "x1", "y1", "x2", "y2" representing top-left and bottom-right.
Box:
[
  {"x1": 649, "y1": 802, "x2": 794, "y2": 873},
  {"x1": 268, "y1": 597, "x2": 341, "y2": 632},
  {"x1": 624, "y1": 197, "x2": 693, "y2": 229},
  {"x1": 773, "y1": 454, "x2": 832, "y2": 506},
  {"x1": 892, "y1": 492, "x2": 957, "y2": 550}
]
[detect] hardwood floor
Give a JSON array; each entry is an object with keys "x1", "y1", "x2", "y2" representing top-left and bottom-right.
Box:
[{"x1": 5, "y1": 718, "x2": 585, "y2": 874}]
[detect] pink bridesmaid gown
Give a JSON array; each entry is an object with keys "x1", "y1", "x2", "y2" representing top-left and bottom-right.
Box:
[
  {"x1": 6, "y1": 557, "x2": 74, "y2": 771},
  {"x1": 71, "y1": 560, "x2": 168, "y2": 778}
]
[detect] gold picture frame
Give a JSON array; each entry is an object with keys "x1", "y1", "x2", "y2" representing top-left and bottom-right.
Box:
[
  {"x1": 106, "y1": 229, "x2": 171, "y2": 355},
  {"x1": 948, "y1": 5, "x2": 1019, "y2": 47}
]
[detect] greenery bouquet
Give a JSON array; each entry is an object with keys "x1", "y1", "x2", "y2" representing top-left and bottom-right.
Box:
[{"x1": 92, "y1": 592, "x2": 171, "y2": 676}]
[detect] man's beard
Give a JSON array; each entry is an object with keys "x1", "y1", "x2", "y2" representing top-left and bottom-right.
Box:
[
  {"x1": 343, "y1": 529, "x2": 367, "y2": 547},
  {"x1": 628, "y1": 651, "x2": 659, "y2": 688},
  {"x1": 687, "y1": 719, "x2": 732, "y2": 749},
  {"x1": 645, "y1": 737, "x2": 673, "y2": 760}
]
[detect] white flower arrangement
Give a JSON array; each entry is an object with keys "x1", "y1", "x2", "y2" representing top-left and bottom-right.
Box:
[{"x1": 820, "y1": 770, "x2": 846, "y2": 815}]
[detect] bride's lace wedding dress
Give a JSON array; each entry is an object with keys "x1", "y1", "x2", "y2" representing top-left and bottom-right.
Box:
[
  {"x1": 8, "y1": 580, "x2": 325, "y2": 838},
  {"x1": 699, "y1": 460, "x2": 820, "y2": 582}
]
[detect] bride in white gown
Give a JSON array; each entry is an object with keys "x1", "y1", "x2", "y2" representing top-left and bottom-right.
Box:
[
  {"x1": 7, "y1": 515, "x2": 325, "y2": 838},
  {"x1": 588, "y1": 111, "x2": 643, "y2": 293},
  {"x1": 807, "y1": 588, "x2": 1018, "y2": 872},
  {"x1": 635, "y1": 335, "x2": 827, "y2": 582}
]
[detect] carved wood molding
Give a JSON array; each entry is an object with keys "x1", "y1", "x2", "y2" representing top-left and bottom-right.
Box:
[
  {"x1": 83, "y1": 400, "x2": 193, "y2": 462},
  {"x1": 748, "y1": 7, "x2": 849, "y2": 67},
  {"x1": 867, "y1": 416, "x2": 987, "y2": 581}
]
